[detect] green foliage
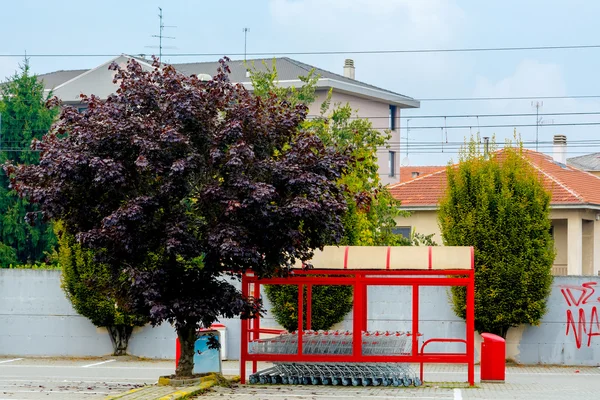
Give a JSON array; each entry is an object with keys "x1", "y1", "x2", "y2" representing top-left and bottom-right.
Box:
[
  {"x1": 7, "y1": 261, "x2": 60, "y2": 270},
  {"x1": 438, "y1": 136, "x2": 555, "y2": 338},
  {"x1": 56, "y1": 222, "x2": 148, "y2": 329},
  {"x1": 249, "y1": 60, "x2": 406, "y2": 247},
  {"x1": 0, "y1": 59, "x2": 58, "y2": 266},
  {"x1": 0, "y1": 242, "x2": 17, "y2": 265},
  {"x1": 264, "y1": 284, "x2": 353, "y2": 332},
  {"x1": 251, "y1": 61, "x2": 435, "y2": 332}
]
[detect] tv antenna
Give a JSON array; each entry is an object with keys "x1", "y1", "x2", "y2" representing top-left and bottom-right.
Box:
[
  {"x1": 531, "y1": 101, "x2": 543, "y2": 151},
  {"x1": 147, "y1": 7, "x2": 176, "y2": 63},
  {"x1": 243, "y1": 27, "x2": 250, "y2": 61}
]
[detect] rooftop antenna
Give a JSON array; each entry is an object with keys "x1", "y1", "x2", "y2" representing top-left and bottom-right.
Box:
[
  {"x1": 531, "y1": 101, "x2": 543, "y2": 151},
  {"x1": 405, "y1": 119, "x2": 410, "y2": 158},
  {"x1": 401, "y1": 118, "x2": 410, "y2": 167},
  {"x1": 147, "y1": 7, "x2": 176, "y2": 63},
  {"x1": 444, "y1": 116, "x2": 448, "y2": 143},
  {"x1": 243, "y1": 27, "x2": 250, "y2": 62},
  {"x1": 483, "y1": 137, "x2": 490, "y2": 160}
]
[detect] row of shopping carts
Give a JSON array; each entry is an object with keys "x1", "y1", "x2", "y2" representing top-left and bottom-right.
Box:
[
  {"x1": 248, "y1": 362, "x2": 421, "y2": 387},
  {"x1": 248, "y1": 330, "x2": 411, "y2": 355},
  {"x1": 248, "y1": 331, "x2": 419, "y2": 386}
]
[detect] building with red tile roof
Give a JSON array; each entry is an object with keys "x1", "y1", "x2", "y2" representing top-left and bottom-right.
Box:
[
  {"x1": 390, "y1": 150, "x2": 600, "y2": 208},
  {"x1": 398, "y1": 166, "x2": 446, "y2": 183},
  {"x1": 389, "y1": 147, "x2": 600, "y2": 276}
]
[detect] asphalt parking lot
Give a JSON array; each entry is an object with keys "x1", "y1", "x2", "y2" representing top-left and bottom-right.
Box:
[
  {"x1": 0, "y1": 356, "x2": 177, "y2": 399},
  {"x1": 197, "y1": 363, "x2": 600, "y2": 400},
  {"x1": 1, "y1": 357, "x2": 599, "y2": 400}
]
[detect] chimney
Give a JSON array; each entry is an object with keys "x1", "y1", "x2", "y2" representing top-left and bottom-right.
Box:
[
  {"x1": 483, "y1": 137, "x2": 490, "y2": 160},
  {"x1": 343, "y1": 59, "x2": 355, "y2": 79},
  {"x1": 553, "y1": 134, "x2": 567, "y2": 164}
]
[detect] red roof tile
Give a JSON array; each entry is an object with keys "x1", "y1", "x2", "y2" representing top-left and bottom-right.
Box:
[
  {"x1": 388, "y1": 150, "x2": 600, "y2": 207},
  {"x1": 399, "y1": 166, "x2": 446, "y2": 183}
]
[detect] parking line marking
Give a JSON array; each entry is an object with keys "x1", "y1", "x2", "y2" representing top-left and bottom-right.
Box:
[
  {"x1": 0, "y1": 375, "x2": 153, "y2": 381},
  {"x1": 3, "y1": 389, "x2": 110, "y2": 395},
  {"x1": 428, "y1": 371, "x2": 598, "y2": 376},
  {"x1": 0, "y1": 358, "x2": 23, "y2": 365},
  {"x1": 0, "y1": 379, "x2": 143, "y2": 384},
  {"x1": 0, "y1": 364, "x2": 173, "y2": 370},
  {"x1": 226, "y1": 396, "x2": 451, "y2": 399},
  {"x1": 454, "y1": 388, "x2": 462, "y2": 400},
  {"x1": 82, "y1": 359, "x2": 116, "y2": 368}
]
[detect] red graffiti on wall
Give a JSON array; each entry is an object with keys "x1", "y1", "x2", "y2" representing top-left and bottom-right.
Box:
[{"x1": 559, "y1": 281, "x2": 600, "y2": 349}]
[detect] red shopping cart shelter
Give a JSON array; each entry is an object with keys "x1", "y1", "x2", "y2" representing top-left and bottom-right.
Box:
[{"x1": 240, "y1": 245, "x2": 475, "y2": 386}]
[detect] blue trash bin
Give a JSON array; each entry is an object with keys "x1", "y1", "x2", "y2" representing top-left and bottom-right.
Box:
[{"x1": 192, "y1": 330, "x2": 222, "y2": 375}]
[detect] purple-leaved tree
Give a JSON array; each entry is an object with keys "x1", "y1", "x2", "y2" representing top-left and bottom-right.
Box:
[{"x1": 5, "y1": 58, "x2": 350, "y2": 377}]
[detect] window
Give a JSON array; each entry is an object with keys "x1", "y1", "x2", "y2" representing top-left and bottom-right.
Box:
[
  {"x1": 412, "y1": 171, "x2": 420, "y2": 179},
  {"x1": 77, "y1": 107, "x2": 88, "y2": 114},
  {"x1": 392, "y1": 226, "x2": 411, "y2": 238},
  {"x1": 389, "y1": 105, "x2": 397, "y2": 130},
  {"x1": 389, "y1": 151, "x2": 396, "y2": 177}
]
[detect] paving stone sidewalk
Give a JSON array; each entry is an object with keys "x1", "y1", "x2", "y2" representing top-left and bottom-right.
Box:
[
  {"x1": 191, "y1": 364, "x2": 600, "y2": 400},
  {"x1": 103, "y1": 363, "x2": 600, "y2": 400},
  {"x1": 105, "y1": 380, "x2": 214, "y2": 400}
]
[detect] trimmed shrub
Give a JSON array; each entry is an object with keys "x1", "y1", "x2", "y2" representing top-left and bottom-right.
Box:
[{"x1": 264, "y1": 284, "x2": 353, "y2": 332}]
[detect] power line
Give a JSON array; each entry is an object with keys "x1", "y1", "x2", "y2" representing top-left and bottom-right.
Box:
[
  {"x1": 419, "y1": 95, "x2": 600, "y2": 102},
  {"x1": 391, "y1": 122, "x2": 600, "y2": 130},
  {"x1": 308, "y1": 111, "x2": 600, "y2": 120},
  {"x1": 3, "y1": 43, "x2": 600, "y2": 58},
  {"x1": 401, "y1": 111, "x2": 600, "y2": 119}
]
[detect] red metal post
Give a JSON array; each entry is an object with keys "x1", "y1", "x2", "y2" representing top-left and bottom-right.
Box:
[
  {"x1": 240, "y1": 274, "x2": 249, "y2": 384},
  {"x1": 306, "y1": 284, "x2": 312, "y2": 331},
  {"x1": 362, "y1": 281, "x2": 368, "y2": 332},
  {"x1": 252, "y1": 282, "x2": 260, "y2": 373},
  {"x1": 413, "y1": 284, "x2": 421, "y2": 381},
  {"x1": 352, "y1": 276, "x2": 363, "y2": 358},
  {"x1": 467, "y1": 270, "x2": 475, "y2": 386},
  {"x1": 298, "y1": 284, "x2": 304, "y2": 355}
]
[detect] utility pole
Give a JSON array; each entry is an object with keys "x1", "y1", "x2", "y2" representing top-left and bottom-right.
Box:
[
  {"x1": 151, "y1": 7, "x2": 175, "y2": 63},
  {"x1": 405, "y1": 118, "x2": 410, "y2": 158},
  {"x1": 483, "y1": 136, "x2": 490, "y2": 160},
  {"x1": 243, "y1": 27, "x2": 250, "y2": 61},
  {"x1": 531, "y1": 101, "x2": 543, "y2": 151}
]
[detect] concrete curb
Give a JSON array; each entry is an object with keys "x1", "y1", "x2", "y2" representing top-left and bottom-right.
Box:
[
  {"x1": 104, "y1": 376, "x2": 218, "y2": 400},
  {"x1": 158, "y1": 373, "x2": 216, "y2": 387}
]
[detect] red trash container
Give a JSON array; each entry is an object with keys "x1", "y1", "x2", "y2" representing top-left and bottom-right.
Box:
[{"x1": 480, "y1": 333, "x2": 506, "y2": 382}]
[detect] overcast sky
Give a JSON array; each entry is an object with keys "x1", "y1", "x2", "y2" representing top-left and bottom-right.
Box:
[{"x1": 1, "y1": 0, "x2": 600, "y2": 165}]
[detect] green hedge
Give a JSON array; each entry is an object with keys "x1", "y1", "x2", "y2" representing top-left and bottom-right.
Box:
[
  {"x1": 4, "y1": 262, "x2": 60, "y2": 270},
  {"x1": 264, "y1": 283, "x2": 353, "y2": 332}
]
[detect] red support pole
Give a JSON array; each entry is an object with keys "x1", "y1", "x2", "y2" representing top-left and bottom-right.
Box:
[
  {"x1": 362, "y1": 282, "x2": 368, "y2": 332},
  {"x1": 298, "y1": 284, "x2": 304, "y2": 355},
  {"x1": 467, "y1": 271, "x2": 475, "y2": 386},
  {"x1": 252, "y1": 282, "x2": 260, "y2": 374},
  {"x1": 306, "y1": 284, "x2": 312, "y2": 331},
  {"x1": 352, "y1": 276, "x2": 363, "y2": 358},
  {"x1": 413, "y1": 284, "x2": 421, "y2": 382},
  {"x1": 240, "y1": 274, "x2": 249, "y2": 384}
]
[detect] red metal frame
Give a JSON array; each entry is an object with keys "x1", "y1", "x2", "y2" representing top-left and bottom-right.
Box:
[{"x1": 240, "y1": 247, "x2": 475, "y2": 386}]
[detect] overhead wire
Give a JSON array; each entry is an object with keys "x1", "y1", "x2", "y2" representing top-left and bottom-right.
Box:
[
  {"x1": 3, "y1": 43, "x2": 600, "y2": 58},
  {"x1": 307, "y1": 111, "x2": 600, "y2": 120}
]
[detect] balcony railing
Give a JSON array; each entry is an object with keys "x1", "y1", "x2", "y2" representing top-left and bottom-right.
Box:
[{"x1": 551, "y1": 264, "x2": 568, "y2": 276}]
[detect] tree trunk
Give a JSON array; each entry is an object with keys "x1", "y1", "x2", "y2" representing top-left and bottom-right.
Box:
[
  {"x1": 498, "y1": 326, "x2": 510, "y2": 339},
  {"x1": 107, "y1": 325, "x2": 134, "y2": 356},
  {"x1": 176, "y1": 322, "x2": 197, "y2": 377}
]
